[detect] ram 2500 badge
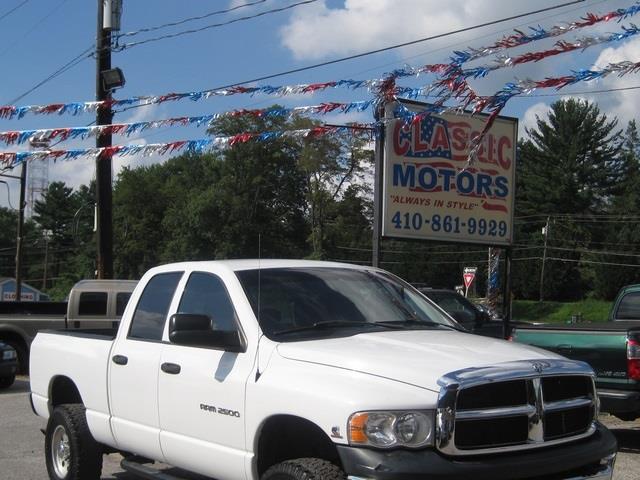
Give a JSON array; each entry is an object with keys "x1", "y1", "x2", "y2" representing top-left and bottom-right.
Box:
[{"x1": 30, "y1": 260, "x2": 617, "y2": 480}]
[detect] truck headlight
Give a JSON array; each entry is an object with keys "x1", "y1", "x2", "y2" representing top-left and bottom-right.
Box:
[
  {"x1": 348, "y1": 411, "x2": 434, "y2": 448},
  {"x1": 3, "y1": 349, "x2": 16, "y2": 360}
]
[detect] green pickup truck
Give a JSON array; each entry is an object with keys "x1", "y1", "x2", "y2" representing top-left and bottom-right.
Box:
[{"x1": 512, "y1": 284, "x2": 640, "y2": 421}]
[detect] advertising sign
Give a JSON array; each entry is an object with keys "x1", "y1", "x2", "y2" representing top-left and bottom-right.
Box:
[
  {"x1": 382, "y1": 100, "x2": 517, "y2": 245},
  {"x1": 3, "y1": 292, "x2": 35, "y2": 301}
]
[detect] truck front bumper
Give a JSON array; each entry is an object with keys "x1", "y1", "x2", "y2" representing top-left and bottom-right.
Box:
[{"x1": 337, "y1": 423, "x2": 616, "y2": 480}]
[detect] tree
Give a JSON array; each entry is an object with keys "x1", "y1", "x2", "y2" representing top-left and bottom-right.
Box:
[
  {"x1": 31, "y1": 181, "x2": 95, "y2": 299},
  {"x1": 592, "y1": 120, "x2": 640, "y2": 299},
  {"x1": 514, "y1": 99, "x2": 624, "y2": 300}
]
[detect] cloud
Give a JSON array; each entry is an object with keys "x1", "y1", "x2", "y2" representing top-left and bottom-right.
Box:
[
  {"x1": 520, "y1": 101, "x2": 549, "y2": 139},
  {"x1": 279, "y1": 0, "x2": 570, "y2": 61},
  {"x1": 584, "y1": 37, "x2": 640, "y2": 128}
]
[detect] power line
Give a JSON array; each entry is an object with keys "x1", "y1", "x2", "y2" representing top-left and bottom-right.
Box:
[
  {"x1": 516, "y1": 85, "x2": 640, "y2": 98},
  {"x1": 117, "y1": 0, "x2": 270, "y2": 39},
  {"x1": 116, "y1": 0, "x2": 320, "y2": 50},
  {"x1": 0, "y1": 0, "x2": 29, "y2": 23},
  {"x1": 358, "y1": 0, "x2": 608, "y2": 82},
  {"x1": 0, "y1": 0, "x2": 69, "y2": 59},
  {"x1": 5, "y1": 45, "x2": 94, "y2": 106}
]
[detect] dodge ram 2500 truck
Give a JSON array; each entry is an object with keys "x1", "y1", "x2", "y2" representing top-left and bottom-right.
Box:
[{"x1": 30, "y1": 260, "x2": 617, "y2": 480}]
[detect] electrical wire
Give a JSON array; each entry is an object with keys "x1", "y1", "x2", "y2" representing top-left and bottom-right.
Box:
[
  {"x1": 5, "y1": 45, "x2": 94, "y2": 106},
  {"x1": 115, "y1": 0, "x2": 320, "y2": 50},
  {"x1": 350, "y1": 0, "x2": 609, "y2": 82},
  {"x1": 0, "y1": 0, "x2": 29, "y2": 24},
  {"x1": 0, "y1": 0, "x2": 69, "y2": 59},
  {"x1": 117, "y1": 0, "x2": 271, "y2": 39}
]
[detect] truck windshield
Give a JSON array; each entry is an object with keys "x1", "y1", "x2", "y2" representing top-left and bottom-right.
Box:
[{"x1": 236, "y1": 267, "x2": 459, "y2": 340}]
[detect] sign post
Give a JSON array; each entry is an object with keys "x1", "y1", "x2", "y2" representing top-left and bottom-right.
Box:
[{"x1": 463, "y1": 267, "x2": 477, "y2": 298}]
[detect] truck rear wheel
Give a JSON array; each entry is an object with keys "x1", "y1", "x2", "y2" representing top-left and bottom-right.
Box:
[
  {"x1": 5, "y1": 340, "x2": 27, "y2": 374},
  {"x1": 44, "y1": 404, "x2": 102, "y2": 480},
  {"x1": 261, "y1": 458, "x2": 346, "y2": 480}
]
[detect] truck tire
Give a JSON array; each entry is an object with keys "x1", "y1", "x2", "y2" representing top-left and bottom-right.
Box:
[
  {"x1": 5, "y1": 340, "x2": 28, "y2": 375},
  {"x1": 0, "y1": 375, "x2": 15, "y2": 389},
  {"x1": 44, "y1": 404, "x2": 102, "y2": 480},
  {"x1": 261, "y1": 458, "x2": 346, "y2": 480}
]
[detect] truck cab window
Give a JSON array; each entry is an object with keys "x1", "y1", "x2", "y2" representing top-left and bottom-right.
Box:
[
  {"x1": 129, "y1": 272, "x2": 182, "y2": 341},
  {"x1": 178, "y1": 272, "x2": 238, "y2": 332},
  {"x1": 78, "y1": 292, "x2": 108, "y2": 316},
  {"x1": 615, "y1": 292, "x2": 640, "y2": 320},
  {"x1": 116, "y1": 292, "x2": 132, "y2": 316}
]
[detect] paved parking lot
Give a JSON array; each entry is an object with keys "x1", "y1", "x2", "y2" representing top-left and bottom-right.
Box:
[{"x1": 2, "y1": 376, "x2": 639, "y2": 479}]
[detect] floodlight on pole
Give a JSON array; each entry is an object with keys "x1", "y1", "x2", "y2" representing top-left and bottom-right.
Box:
[{"x1": 101, "y1": 67, "x2": 126, "y2": 91}]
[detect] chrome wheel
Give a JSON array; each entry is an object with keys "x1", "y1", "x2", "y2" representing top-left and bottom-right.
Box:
[{"x1": 51, "y1": 424, "x2": 71, "y2": 478}]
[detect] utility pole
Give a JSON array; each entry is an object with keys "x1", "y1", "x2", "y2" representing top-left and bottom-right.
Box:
[
  {"x1": 14, "y1": 162, "x2": 27, "y2": 301},
  {"x1": 539, "y1": 216, "x2": 550, "y2": 302},
  {"x1": 95, "y1": 0, "x2": 122, "y2": 279},
  {"x1": 372, "y1": 102, "x2": 386, "y2": 268}
]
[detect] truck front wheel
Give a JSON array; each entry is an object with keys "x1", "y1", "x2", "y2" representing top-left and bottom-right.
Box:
[
  {"x1": 44, "y1": 404, "x2": 102, "y2": 480},
  {"x1": 261, "y1": 458, "x2": 346, "y2": 480}
]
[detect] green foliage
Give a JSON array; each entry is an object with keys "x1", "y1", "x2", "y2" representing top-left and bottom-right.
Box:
[
  {"x1": 514, "y1": 99, "x2": 625, "y2": 300},
  {"x1": 591, "y1": 120, "x2": 640, "y2": 299},
  {"x1": 109, "y1": 108, "x2": 373, "y2": 277},
  {"x1": 512, "y1": 299, "x2": 611, "y2": 324}
]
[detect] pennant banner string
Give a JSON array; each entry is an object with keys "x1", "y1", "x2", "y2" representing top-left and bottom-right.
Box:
[
  {"x1": 1, "y1": 3, "x2": 638, "y2": 121},
  {"x1": 0, "y1": 101, "x2": 373, "y2": 146},
  {"x1": 459, "y1": 23, "x2": 640, "y2": 79},
  {"x1": 0, "y1": 125, "x2": 374, "y2": 167}
]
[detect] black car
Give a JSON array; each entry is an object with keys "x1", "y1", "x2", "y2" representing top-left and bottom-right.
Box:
[
  {"x1": 419, "y1": 288, "x2": 506, "y2": 338},
  {"x1": 0, "y1": 341, "x2": 18, "y2": 389}
]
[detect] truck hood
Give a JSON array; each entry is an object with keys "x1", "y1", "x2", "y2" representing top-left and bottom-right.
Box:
[{"x1": 276, "y1": 329, "x2": 564, "y2": 392}]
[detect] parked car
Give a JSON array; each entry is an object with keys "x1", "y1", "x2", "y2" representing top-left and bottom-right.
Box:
[
  {"x1": 419, "y1": 288, "x2": 506, "y2": 338},
  {"x1": 0, "y1": 279, "x2": 137, "y2": 373},
  {"x1": 0, "y1": 341, "x2": 18, "y2": 388},
  {"x1": 30, "y1": 260, "x2": 616, "y2": 480},
  {"x1": 512, "y1": 284, "x2": 640, "y2": 421}
]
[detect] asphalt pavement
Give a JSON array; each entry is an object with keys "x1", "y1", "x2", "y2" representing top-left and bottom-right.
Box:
[{"x1": 1, "y1": 376, "x2": 639, "y2": 480}]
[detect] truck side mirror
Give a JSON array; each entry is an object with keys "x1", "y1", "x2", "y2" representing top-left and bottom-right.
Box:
[{"x1": 168, "y1": 313, "x2": 246, "y2": 353}]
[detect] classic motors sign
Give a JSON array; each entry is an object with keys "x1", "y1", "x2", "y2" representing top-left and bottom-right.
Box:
[{"x1": 382, "y1": 100, "x2": 516, "y2": 245}]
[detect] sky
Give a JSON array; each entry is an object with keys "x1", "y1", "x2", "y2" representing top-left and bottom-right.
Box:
[{"x1": 1, "y1": 0, "x2": 640, "y2": 210}]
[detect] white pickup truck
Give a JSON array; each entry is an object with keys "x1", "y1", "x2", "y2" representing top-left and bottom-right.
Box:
[{"x1": 30, "y1": 260, "x2": 617, "y2": 480}]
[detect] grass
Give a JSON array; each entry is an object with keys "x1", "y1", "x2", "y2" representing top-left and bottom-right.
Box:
[{"x1": 512, "y1": 299, "x2": 612, "y2": 324}]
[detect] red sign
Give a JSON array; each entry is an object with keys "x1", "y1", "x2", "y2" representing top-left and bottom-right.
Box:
[{"x1": 463, "y1": 273, "x2": 475, "y2": 289}]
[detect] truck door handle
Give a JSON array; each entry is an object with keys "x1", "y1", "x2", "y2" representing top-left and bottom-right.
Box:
[
  {"x1": 112, "y1": 355, "x2": 128, "y2": 365},
  {"x1": 161, "y1": 362, "x2": 181, "y2": 375}
]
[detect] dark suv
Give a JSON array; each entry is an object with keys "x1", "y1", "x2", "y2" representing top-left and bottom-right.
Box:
[
  {"x1": 419, "y1": 288, "x2": 505, "y2": 338},
  {"x1": 0, "y1": 341, "x2": 18, "y2": 388}
]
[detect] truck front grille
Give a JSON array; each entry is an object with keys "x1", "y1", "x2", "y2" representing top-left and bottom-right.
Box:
[{"x1": 436, "y1": 360, "x2": 598, "y2": 456}]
